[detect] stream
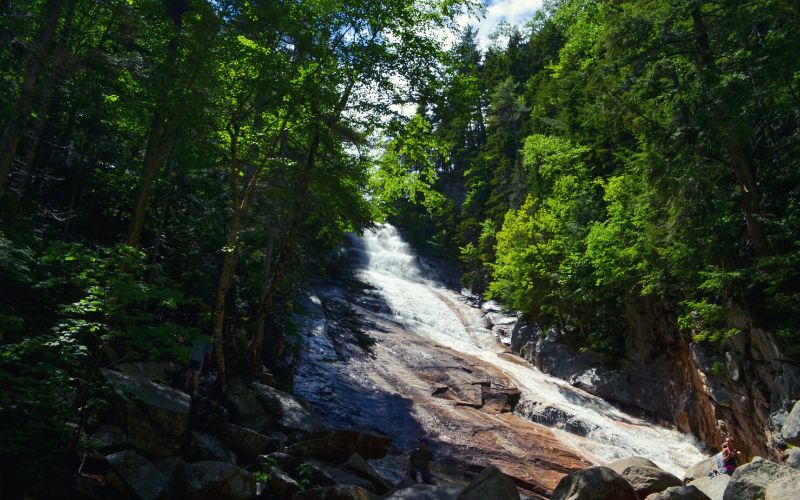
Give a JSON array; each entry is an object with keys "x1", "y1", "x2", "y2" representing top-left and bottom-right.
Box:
[{"x1": 293, "y1": 224, "x2": 707, "y2": 495}]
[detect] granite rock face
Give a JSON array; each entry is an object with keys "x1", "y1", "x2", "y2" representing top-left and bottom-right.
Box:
[
  {"x1": 283, "y1": 429, "x2": 392, "y2": 462},
  {"x1": 105, "y1": 449, "x2": 169, "y2": 500},
  {"x1": 551, "y1": 466, "x2": 638, "y2": 500},
  {"x1": 457, "y1": 465, "x2": 520, "y2": 500},
  {"x1": 178, "y1": 461, "x2": 256, "y2": 500},
  {"x1": 722, "y1": 457, "x2": 800, "y2": 500},
  {"x1": 644, "y1": 485, "x2": 710, "y2": 500},
  {"x1": 102, "y1": 369, "x2": 191, "y2": 458},
  {"x1": 780, "y1": 401, "x2": 800, "y2": 446},
  {"x1": 508, "y1": 305, "x2": 800, "y2": 460},
  {"x1": 617, "y1": 465, "x2": 682, "y2": 498},
  {"x1": 688, "y1": 473, "x2": 730, "y2": 500}
]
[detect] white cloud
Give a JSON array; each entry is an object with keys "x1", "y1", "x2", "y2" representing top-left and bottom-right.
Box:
[{"x1": 458, "y1": 0, "x2": 544, "y2": 50}]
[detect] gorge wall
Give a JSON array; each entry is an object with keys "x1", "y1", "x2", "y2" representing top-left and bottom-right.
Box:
[{"x1": 503, "y1": 299, "x2": 800, "y2": 461}]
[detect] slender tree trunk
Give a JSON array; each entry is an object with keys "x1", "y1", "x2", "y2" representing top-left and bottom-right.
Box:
[
  {"x1": 19, "y1": 0, "x2": 76, "y2": 191},
  {"x1": 212, "y1": 116, "x2": 286, "y2": 385},
  {"x1": 249, "y1": 228, "x2": 275, "y2": 373},
  {"x1": 249, "y1": 134, "x2": 318, "y2": 332},
  {"x1": 247, "y1": 83, "x2": 354, "y2": 367},
  {"x1": 148, "y1": 155, "x2": 176, "y2": 281},
  {"x1": 0, "y1": 0, "x2": 66, "y2": 198},
  {"x1": 211, "y1": 127, "x2": 242, "y2": 387},
  {"x1": 690, "y1": 3, "x2": 771, "y2": 257},
  {"x1": 127, "y1": 32, "x2": 180, "y2": 247}
]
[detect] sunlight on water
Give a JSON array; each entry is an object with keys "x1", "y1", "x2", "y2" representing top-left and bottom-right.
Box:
[{"x1": 354, "y1": 224, "x2": 708, "y2": 476}]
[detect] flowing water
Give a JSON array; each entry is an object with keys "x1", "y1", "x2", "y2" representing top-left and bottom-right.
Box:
[{"x1": 295, "y1": 223, "x2": 707, "y2": 482}]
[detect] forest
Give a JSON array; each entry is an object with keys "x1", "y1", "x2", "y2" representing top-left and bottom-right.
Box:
[{"x1": 1, "y1": 0, "x2": 799, "y2": 495}]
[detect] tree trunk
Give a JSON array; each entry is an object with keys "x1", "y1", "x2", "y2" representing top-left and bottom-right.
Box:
[
  {"x1": 211, "y1": 127, "x2": 242, "y2": 387},
  {"x1": 127, "y1": 32, "x2": 180, "y2": 247},
  {"x1": 249, "y1": 228, "x2": 275, "y2": 373},
  {"x1": 249, "y1": 134, "x2": 318, "y2": 332},
  {"x1": 211, "y1": 114, "x2": 285, "y2": 385},
  {"x1": 690, "y1": 3, "x2": 771, "y2": 257},
  {"x1": 0, "y1": 0, "x2": 66, "y2": 198},
  {"x1": 19, "y1": 0, "x2": 76, "y2": 194},
  {"x1": 148, "y1": 154, "x2": 176, "y2": 281}
]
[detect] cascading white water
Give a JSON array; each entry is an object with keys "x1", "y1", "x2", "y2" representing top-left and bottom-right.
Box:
[{"x1": 354, "y1": 224, "x2": 707, "y2": 476}]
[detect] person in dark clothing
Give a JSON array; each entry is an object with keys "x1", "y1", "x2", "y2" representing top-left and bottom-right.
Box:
[
  {"x1": 184, "y1": 335, "x2": 213, "y2": 396},
  {"x1": 408, "y1": 438, "x2": 437, "y2": 485}
]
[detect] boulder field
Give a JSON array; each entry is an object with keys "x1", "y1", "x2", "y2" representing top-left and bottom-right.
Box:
[
  {"x1": 74, "y1": 362, "x2": 528, "y2": 500},
  {"x1": 75, "y1": 361, "x2": 800, "y2": 499},
  {"x1": 551, "y1": 455, "x2": 800, "y2": 500}
]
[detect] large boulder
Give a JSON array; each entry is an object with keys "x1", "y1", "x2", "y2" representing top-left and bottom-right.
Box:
[
  {"x1": 764, "y1": 475, "x2": 800, "y2": 500},
  {"x1": 551, "y1": 466, "x2": 639, "y2": 500},
  {"x1": 178, "y1": 461, "x2": 255, "y2": 500},
  {"x1": 684, "y1": 457, "x2": 718, "y2": 483},
  {"x1": 115, "y1": 362, "x2": 179, "y2": 384},
  {"x1": 212, "y1": 422, "x2": 276, "y2": 460},
  {"x1": 185, "y1": 431, "x2": 236, "y2": 464},
  {"x1": 607, "y1": 457, "x2": 660, "y2": 475},
  {"x1": 689, "y1": 474, "x2": 730, "y2": 500},
  {"x1": 102, "y1": 369, "x2": 191, "y2": 457},
  {"x1": 784, "y1": 448, "x2": 800, "y2": 469},
  {"x1": 303, "y1": 460, "x2": 377, "y2": 491},
  {"x1": 91, "y1": 425, "x2": 132, "y2": 454},
  {"x1": 618, "y1": 465, "x2": 682, "y2": 498},
  {"x1": 384, "y1": 483, "x2": 463, "y2": 499},
  {"x1": 265, "y1": 467, "x2": 301, "y2": 498},
  {"x1": 781, "y1": 401, "x2": 800, "y2": 446},
  {"x1": 224, "y1": 381, "x2": 271, "y2": 433},
  {"x1": 260, "y1": 451, "x2": 302, "y2": 476},
  {"x1": 723, "y1": 457, "x2": 800, "y2": 500},
  {"x1": 292, "y1": 485, "x2": 379, "y2": 500},
  {"x1": 151, "y1": 456, "x2": 184, "y2": 491},
  {"x1": 253, "y1": 383, "x2": 323, "y2": 434},
  {"x1": 283, "y1": 429, "x2": 392, "y2": 463},
  {"x1": 104, "y1": 449, "x2": 169, "y2": 500},
  {"x1": 457, "y1": 465, "x2": 519, "y2": 500},
  {"x1": 342, "y1": 453, "x2": 393, "y2": 494},
  {"x1": 644, "y1": 485, "x2": 710, "y2": 500}
]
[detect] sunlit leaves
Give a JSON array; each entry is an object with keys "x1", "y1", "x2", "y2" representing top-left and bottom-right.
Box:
[{"x1": 370, "y1": 115, "x2": 448, "y2": 216}]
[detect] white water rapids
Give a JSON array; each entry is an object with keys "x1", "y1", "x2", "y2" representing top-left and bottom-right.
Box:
[{"x1": 349, "y1": 224, "x2": 707, "y2": 477}]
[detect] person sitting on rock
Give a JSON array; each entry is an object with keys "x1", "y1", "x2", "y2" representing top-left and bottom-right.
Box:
[
  {"x1": 719, "y1": 436, "x2": 740, "y2": 474},
  {"x1": 409, "y1": 437, "x2": 437, "y2": 485},
  {"x1": 710, "y1": 436, "x2": 740, "y2": 476},
  {"x1": 185, "y1": 335, "x2": 214, "y2": 396}
]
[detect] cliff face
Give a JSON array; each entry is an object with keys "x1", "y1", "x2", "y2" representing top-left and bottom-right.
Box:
[{"x1": 510, "y1": 299, "x2": 800, "y2": 460}]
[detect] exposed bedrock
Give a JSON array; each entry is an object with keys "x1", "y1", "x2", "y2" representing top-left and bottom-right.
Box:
[{"x1": 500, "y1": 296, "x2": 800, "y2": 460}]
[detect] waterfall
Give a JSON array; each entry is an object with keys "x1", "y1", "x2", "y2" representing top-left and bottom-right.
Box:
[
  {"x1": 351, "y1": 224, "x2": 706, "y2": 476},
  {"x1": 294, "y1": 223, "x2": 707, "y2": 479}
]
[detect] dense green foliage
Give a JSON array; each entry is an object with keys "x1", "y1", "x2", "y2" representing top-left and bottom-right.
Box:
[
  {"x1": 2, "y1": 0, "x2": 799, "y2": 492},
  {"x1": 0, "y1": 0, "x2": 473, "y2": 491},
  {"x1": 391, "y1": 0, "x2": 800, "y2": 356}
]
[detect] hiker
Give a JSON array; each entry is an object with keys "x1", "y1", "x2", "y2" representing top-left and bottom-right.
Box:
[
  {"x1": 408, "y1": 437, "x2": 437, "y2": 485},
  {"x1": 709, "y1": 435, "x2": 741, "y2": 476},
  {"x1": 185, "y1": 335, "x2": 214, "y2": 396},
  {"x1": 718, "y1": 436, "x2": 740, "y2": 474}
]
